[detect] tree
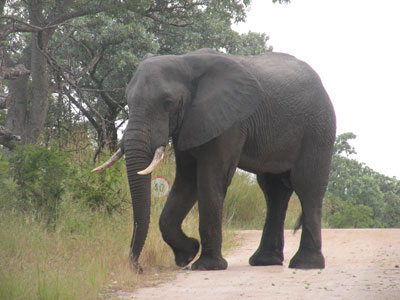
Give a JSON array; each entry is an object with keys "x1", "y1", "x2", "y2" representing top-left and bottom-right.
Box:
[
  {"x1": 2, "y1": 0, "x2": 123, "y2": 145},
  {"x1": 35, "y1": 1, "x2": 273, "y2": 153}
]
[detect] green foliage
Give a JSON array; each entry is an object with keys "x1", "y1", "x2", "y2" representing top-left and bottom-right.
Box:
[
  {"x1": 0, "y1": 145, "x2": 131, "y2": 225},
  {"x1": 333, "y1": 132, "x2": 357, "y2": 156},
  {"x1": 0, "y1": 150, "x2": 8, "y2": 182},
  {"x1": 324, "y1": 195, "x2": 375, "y2": 228},
  {"x1": 72, "y1": 153, "x2": 130, "y2": 214},
  {"x1": 227, "y1": 31, "x2": 273, "y2": 55},
  {"x1": 6, "y1": 146, "x2": 72, "y2": 224},
  {"x1": 325, "y1": 132, "x2": 400, "y2": 228}
]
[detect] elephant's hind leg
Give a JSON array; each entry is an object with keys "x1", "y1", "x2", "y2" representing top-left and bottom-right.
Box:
[
  {"x1": 159, "y1": 151, "x2": 199, "y2": 267},
  {"x1": 288, "y1": 138, "x2": 331, "y2": 269},
  {"x1": 249, "y1": 172, "x2": 293, "y2": 266}
]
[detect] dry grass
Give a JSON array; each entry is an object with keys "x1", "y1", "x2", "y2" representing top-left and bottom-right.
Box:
[{"x1": 224, "y1": 171, "x2": 302, "y2": 230}]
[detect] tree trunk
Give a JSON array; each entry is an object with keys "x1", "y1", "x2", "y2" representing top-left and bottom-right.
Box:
[
  {"x1": 25, "y1": 31, "x2": 50, "y2": 143},
  {"x1": 5, "y1": 53, "x2": 29, "y2": 143},
  {"x1": 5, "y1": 24, "x2": 52, "y2": 143}
]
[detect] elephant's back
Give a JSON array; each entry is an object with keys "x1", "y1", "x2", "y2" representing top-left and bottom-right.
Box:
[
  {"x1": 241, "y1": 53, "x2": 335, "y2": 131},
  {"x1": 239, "y1": 53, "x2": 336, "y2": 160},
  {"x1": 239, "y1": 53, "x2": 324, "y2": 96}
]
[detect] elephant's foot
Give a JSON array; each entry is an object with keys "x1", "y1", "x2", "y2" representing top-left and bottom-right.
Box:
[
  {"x1": 129, "y1": 257, "x2": 143, "y2": 274},
  {"x1": 173, "y1": 237, "x2": 200, "y2": 267},
  {"x1": 249, "y1": 249, "x2": 283, "y2": 266},
  {"x1": 289, "y1": 248, "x2": 325, "y2": 269},
  {"x1": 191, "y1": 255, "x2": 228, "y2": 271}
]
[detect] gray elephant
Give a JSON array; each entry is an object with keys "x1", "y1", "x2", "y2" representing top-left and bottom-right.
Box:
[{"x1": 92, "y1": 48, "x2": 336, "y2": 272}]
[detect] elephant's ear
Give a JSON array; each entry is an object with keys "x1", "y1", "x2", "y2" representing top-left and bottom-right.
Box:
[{"x1": 177, "y1": 54, "x2": 265, "y2": 151}]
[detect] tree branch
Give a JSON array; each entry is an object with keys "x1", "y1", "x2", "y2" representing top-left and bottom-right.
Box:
[
  {"x1": 0, "y1": 3, "x2": 105, "y2": 38},
  {"x1": 144, "y1": 12, "x2": 193, "y2": 27},
  {"x1": 0, "y1": 16, "x2": 43, "y2": 39},
  {"x1": 77, "y1": 52, "x2": 102, "y2": 78},
  {"x1": 80, "y1": 87, "x2": 124, "y2": 93},
  {"x1": 39, "y1": 46, "x2": 108, "y2": 146},
  {"x1": 63, "y1": 88, "x2": 99, "y2": 130},
  {"x1": 50, "y1": 27, "x2": 76, "y2": 56},
  {"x1": 47, "y1": 7, "x2": 105, "y2": 26},
  {"x1": 143, "y1": 0, "x2": 211, "y2": 27}
]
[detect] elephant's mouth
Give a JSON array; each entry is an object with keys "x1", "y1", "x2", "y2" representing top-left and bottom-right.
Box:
[{"x1": 137, "y1": 146, "x2": 165, "y2": 175}]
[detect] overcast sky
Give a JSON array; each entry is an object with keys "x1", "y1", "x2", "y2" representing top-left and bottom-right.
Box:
[{"x1": 233, "y1": 0, "x2": 400, "y2": 178}]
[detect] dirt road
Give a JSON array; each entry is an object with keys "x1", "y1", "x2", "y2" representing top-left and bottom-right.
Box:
[{"x1": 122, "y1": 229, "x2": 400, "y2": 300}]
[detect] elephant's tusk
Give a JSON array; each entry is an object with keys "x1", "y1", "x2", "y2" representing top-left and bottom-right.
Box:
[
  {"x1": 137, "y1": 146, "x2": 165, "y2": 175},
  {"x1": 91, "y1": 148, "x2": 123, "y2": 173}
]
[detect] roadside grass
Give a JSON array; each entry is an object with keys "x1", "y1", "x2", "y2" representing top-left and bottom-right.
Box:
[
  {"x1": 0, "y1": 192, "x2": 201, "y2": 300},
  {"x1": 0, "y1": 151, "x2": 301, "y2": 300},
  {"x1": 224, "y1": 170, "x2": 302, "y2": 230},
  {"x1": 0, "y1": 154, "x2": 229, "y2": 300}
]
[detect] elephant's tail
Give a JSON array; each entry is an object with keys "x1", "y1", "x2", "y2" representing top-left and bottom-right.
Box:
[{"x1": 293, "y1": 213, "x2": 303, "y2": 234}]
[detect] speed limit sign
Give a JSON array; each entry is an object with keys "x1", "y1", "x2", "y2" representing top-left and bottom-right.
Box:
[{"x1": 151, "y1": 176, "x2": 170, "y2": 198}]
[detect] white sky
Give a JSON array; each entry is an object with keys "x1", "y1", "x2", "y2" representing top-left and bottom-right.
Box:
[{"x1": 234, "y1": 0, "x2": 400, "y2": 179}]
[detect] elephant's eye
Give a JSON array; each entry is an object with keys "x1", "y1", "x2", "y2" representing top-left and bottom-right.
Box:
[{"x1": 163, "y1": 98, "x2": 174, "y2": 112}]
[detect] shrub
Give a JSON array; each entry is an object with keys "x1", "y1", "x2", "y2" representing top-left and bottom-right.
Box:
[
  {"x1": 71, "y1": 153, "x2": 130, "y2": 214},
  {"x1": 323, "y1": 195, "x2": 376, "y2": 228},
  {"x1": 7, "y1": 145, "x2": 72, "y2": 224}
]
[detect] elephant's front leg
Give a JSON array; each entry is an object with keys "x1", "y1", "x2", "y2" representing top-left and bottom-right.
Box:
[
  {"x1": 190, "y1": 164, "x2": 232, "y2": 271},
  {"x1": 159, "y1": 153, "x2": 200, "y2": 268},
  {"x1": 190, "y1": 144, "x2": 240, "y2": 270}
]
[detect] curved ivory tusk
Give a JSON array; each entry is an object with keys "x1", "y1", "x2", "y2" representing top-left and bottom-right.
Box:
[
  {"x1": 91, "y1": 148, "x2": 123, "y2": 173},
  {"x1": 137, "y1": 146, "x2": 165, "y2": 175}
]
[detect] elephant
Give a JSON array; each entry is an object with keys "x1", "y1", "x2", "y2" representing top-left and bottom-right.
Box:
[{"x1": 92, "y1": 48, "x2": 336, "y2": 272}]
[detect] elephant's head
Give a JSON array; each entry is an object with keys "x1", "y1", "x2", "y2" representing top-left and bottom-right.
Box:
[{"x1": 93, "y1": 49, "x2": 265, "y2": 271}]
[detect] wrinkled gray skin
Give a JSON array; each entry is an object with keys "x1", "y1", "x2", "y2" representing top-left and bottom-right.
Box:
[{"x1": 124, "y1": 49, "x2": 336, "y2": 271}]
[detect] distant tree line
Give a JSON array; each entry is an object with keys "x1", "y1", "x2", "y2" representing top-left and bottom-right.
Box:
[{"x1": 324, "y1": 133, "x2": 400, "y2": 228}]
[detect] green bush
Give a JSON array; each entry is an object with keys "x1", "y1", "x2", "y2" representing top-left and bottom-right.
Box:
[
  {"x1": 71, "y1": 153, "x2": 130, "y2": 214},
  {"x1": 323, "y1": 195, "x2": 376, "y2": 228},
  {"x1": 0, "y1": 150, "x2": 8, "y2": 180},
  {"x1": 6, "y1": 146, "x2": 72, "y2": 224},
  {"x1": 0, "y1": 146, "x2": 131, "y2": 223}
]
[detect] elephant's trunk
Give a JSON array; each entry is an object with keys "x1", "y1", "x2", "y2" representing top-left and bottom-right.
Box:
[{"x1": 124, "y1": 143, "x2": 152, "y2": 272}]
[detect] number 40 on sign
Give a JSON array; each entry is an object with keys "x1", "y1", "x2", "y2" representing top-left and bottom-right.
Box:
[{"x1": 151, "y1": 176, "x2": 170, "y2": 198}]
